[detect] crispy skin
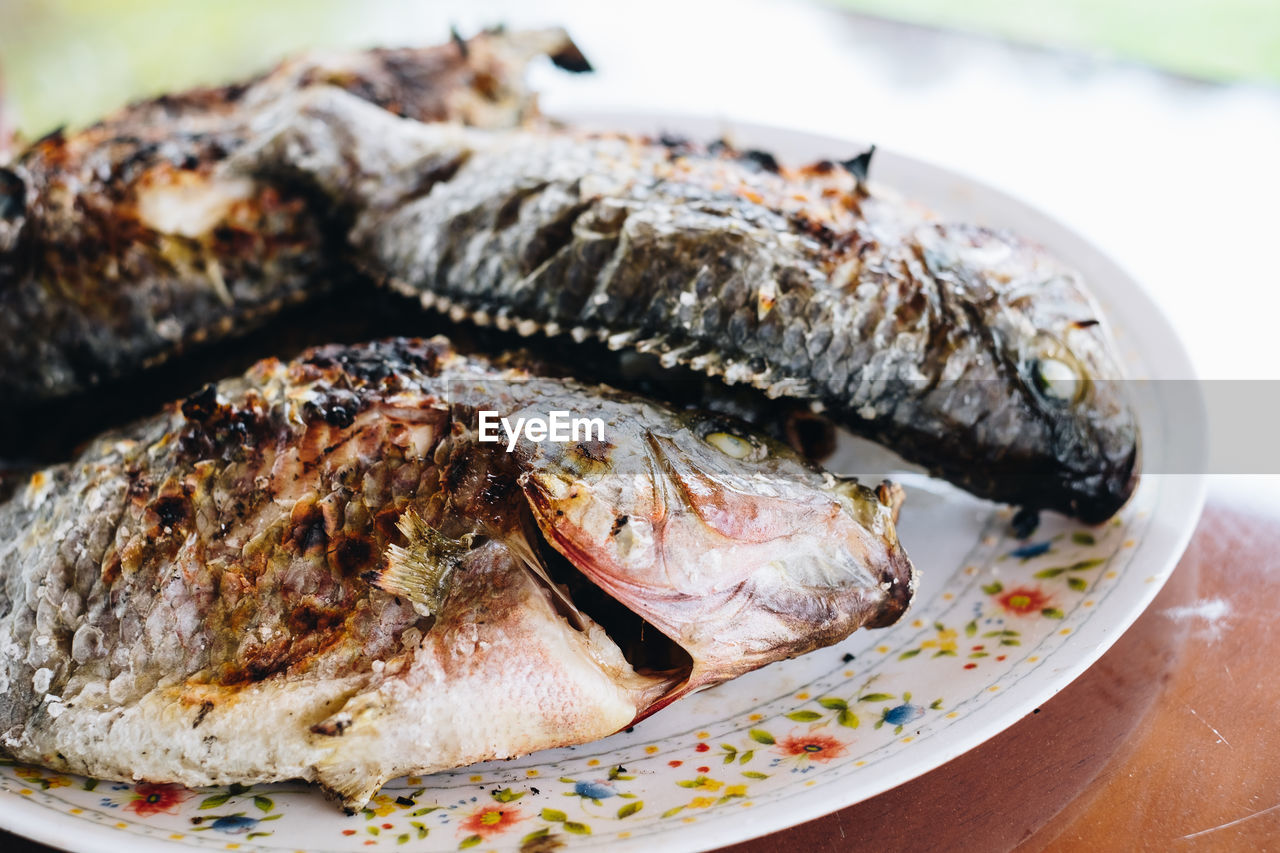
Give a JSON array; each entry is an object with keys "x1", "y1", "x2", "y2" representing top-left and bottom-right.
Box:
[
  {"x1": 234, "y1": 89, "x2": 1138, "y2": 520},
  {"x1": 0, "y1": 337, "x2": 911, "y2": 810},
  {"x1": 0, "y1": 29, "x2": 583, "y2": 406}
]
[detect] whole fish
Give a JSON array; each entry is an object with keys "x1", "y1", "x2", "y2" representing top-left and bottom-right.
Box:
[
  {"x1": 230, "y1": 89, "x2": 1140, "y2": 522},
  {"x1": 0, "y1": 337, "x2": 912, "y2": 810},
  {"x1": 0, "y1": 28, "x2": 588, "y2": 407}
]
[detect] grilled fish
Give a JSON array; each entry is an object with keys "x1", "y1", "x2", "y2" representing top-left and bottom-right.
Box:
[
  {"x1": 232, "y1": 88, "x2": 1139, "y2": 522},
  {"x1": 0, "y1": 28, "x2": 588, "y2": 407},
  {"x1": 0, "y1": 337, "x2": 912, "y2": 810}
]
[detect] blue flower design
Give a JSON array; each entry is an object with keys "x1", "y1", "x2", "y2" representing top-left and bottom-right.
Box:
[
  {"x1": 573, "y1": 780, "x2": 616, "y2": 800},
  {"x1": 883, "y1": 703, "x2": 925, "y2": 727},
  {"x1": 209, "y1": 815, "x2": 258, "y2": 834},
  {"x1": 1008, "y1": 541, "x2": 1051, "y2": 559}
]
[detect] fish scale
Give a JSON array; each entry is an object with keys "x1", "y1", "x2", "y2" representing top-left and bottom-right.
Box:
[
  {"x1": 234, "y1": 88, "x2": 1134, "y2": 519},
  {"x1": 0, "y1": 336, "x2": 910, "y2": 810}
]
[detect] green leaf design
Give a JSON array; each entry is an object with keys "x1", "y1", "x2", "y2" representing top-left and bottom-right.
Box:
[
  {"x1": 739, "y1": 750, "x2": 754, "y2": 764},
  {"x1": 786, "y1": 710, "x2": 822, "y2": 722},
  {"x1": 541, "y1": 808, "x2": 567, "y2": 822},
  {"x1": 522, "y1": 828, "x2": 551, "y2": 843},
  {"x1": 858, "y1": 693, "x2": 894, "y2": 703},
  {"x1": 410, "y1": 806, "x2": 439, "y2": 817},
  {"x1": 1034, "y1": 567, "x2": 1067, "y2": 578},
  {"x1": 1067, "y1": 576, "x2": 1089, "y2": 592},
  {"x1": 199, "y1": 793, "x2": 232, "y2": 810},
  {"x1": 82, "y1": 779, "x2": 99, "y2": 792},
  {"x1": 898, "y1": 648, "x2": 921, "y2": 660},
  {"x1": 930, "y1": 698, "x2": 944, "y2": 709},
  {"x1": 492, "y1": 787, "x2": 524, "y2": 803},
  {"x1": 228, "y1": 783, "x2": 252, "y2": 796},
  {"x1": 662, "y1": 806, "x2": 686, "y2": 818},
  {"x1": 253, "y1": 795, "x2": 273, "y2": 813},
  {"x1": 964, "y1": 620, "x2": 978, "y2": 637},
  {"x1": 368, "y1": 826, "x2": 380, "y2": 836},
  {"x1": 817, "y1": 697, "x2": 848, "y2": 711},
  {"x1": 459, "y1": 834, "x2": 482, "y2": 849},
  {"x1": 1070, "y1": 558, "x2": 1106, "y2": 571},
  {"x1": 1000, "y1": 638, "x2": 1021, "y2": 646},
  {"x1": 1071, "y1": 532, "x2": 1096, "y2": 545},
  {"x1": 260, "y1": 814, "x2": 283, "y2": 822},
  {"x1": 397, "y1": 833, "x2": 410, "y2": 845},
  {"x1": 564, "y1": 821, "x2": 591, "y2": 835},
  {"x1": 1041, "y1": 608, "x2": 1065, "y2": 619},
  {"x1": 617, "y1": 801, "x2": 643, "y2": 818},
  {"x1": 982, "y1": 581, "x2": 1004, "y2": 595},
  {"x1": 749, "y1": 729, "x2": 775, "y2": 745},
  {"x1": 838, "y1": 709, "x2": 860, "y2": 729},
  {"x1": 742, "y1": 772, "x2": 769, "y2": 780}
]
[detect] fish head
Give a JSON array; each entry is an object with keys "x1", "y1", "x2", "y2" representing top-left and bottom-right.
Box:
[
  {"x1": 915, "y1": 223, "x2": 1140, "y2": 522},
  {"x1": 517, "y1": 401, "x2": 914, "y2": 713}
]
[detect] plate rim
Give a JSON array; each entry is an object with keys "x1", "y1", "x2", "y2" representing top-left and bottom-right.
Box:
[{"x1": 0, "y1": 113, "x2": 1206, "y2": 853}]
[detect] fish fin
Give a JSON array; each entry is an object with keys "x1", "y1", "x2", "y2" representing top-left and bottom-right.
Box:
[
  {"x1": 370, "y1": 509, "x2": 469, "y2": 616},
  {"x1": 311, "y1": 692, "x2": 392, "y2": 812},
  {"x1": 841, "y1": 144, "x2": 876, "y2": 183}
]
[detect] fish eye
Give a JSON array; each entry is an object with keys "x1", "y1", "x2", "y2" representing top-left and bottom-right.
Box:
[
  {"x1": 1033, "y1": 357, "x2": 1081, "y2": 402},
  {"x1": 705, "y1": 431, "x2": 757, "y2": 459}
]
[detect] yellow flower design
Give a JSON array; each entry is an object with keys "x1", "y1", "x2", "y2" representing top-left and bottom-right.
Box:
[
  {"x1": 920, "y1": 627, "x2": 957, "y2": 654},
  {"x1": 688, "y1": 797, "x2": 715, "y2": 809},
  {"x1": 366, "y1": 794, "x2": 399, "y2": 817},
  {"x1": 694, "y1": 778, "x2": 723, "y2": 792},
  {"x1": 723, "y1": 785, "x2": 748, "y2": 798}
]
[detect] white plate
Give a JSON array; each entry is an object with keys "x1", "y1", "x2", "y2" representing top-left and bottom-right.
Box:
[{"x1": 0, "y1": 116, "x2": 1204, "y2": 853}]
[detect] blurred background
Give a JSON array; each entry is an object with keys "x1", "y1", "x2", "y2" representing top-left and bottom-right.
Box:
[{"x1": 2, "y1": 0, "x2": 1278, "y2": 492}]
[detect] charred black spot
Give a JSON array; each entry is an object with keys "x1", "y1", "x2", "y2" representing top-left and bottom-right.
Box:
[
  {"x1": 152, "y1": 495, "x2": 190, "y2": 529},
  {"x1": 396, "y1": 796, "x2": 415, "y2": 808},
  {"x1": 287, "y1": 600, "x2": 345, "y2": 634},
  {"x1": 574, "y1": 440, "x2": 612, "y2": 462},
  {"x1": 192, "y1": 701, "x2": 214, "y2": 729},
  {"x1": 610, "y1": 515, "x2": 629, "y2": 537},
  {"x1": 1073, "y1": 319, "x2": 1101, "y2": 329},
  {"x1": 842, "y1": 653, "x2": 855, "y2": 663},
  {"x1": 0, "y1": 167, "x2": 26, "y2": 221},
  {"x1": 330, "y1": 536, "x2": 374, "y2": 576},
  {"x1": 289, "y1": 504, "x2": 329, "y2": 554},
  {"x1": 549, "y1": 40, "x2": 593, "y2": 73},
  {"x1": 658, "y1": 132, "x2": 693, "y2": 151},
  {"x1": 181, "y1": 383, "x2": 219, "y2": 422},
  {"x1": 741, "y1": 149, "x2": 780, "y2": 173}
]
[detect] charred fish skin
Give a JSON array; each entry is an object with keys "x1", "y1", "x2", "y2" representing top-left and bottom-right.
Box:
[
  {"x1": 0, "y1": 337, "x2": 911, "y2": 810},
  {"x1": 0, "y1": 28, "x2": 586, "y2": 409},
  {"x1": 235, "y1": 88, "x2": 1137, "y2": 521}
]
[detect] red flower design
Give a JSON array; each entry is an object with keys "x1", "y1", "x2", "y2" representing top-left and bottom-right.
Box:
[
  {"x1": 776, "y1": 732, "x2": 849, "y2": 763},
  {"x1": 459, "y1": 804, "x2": 525, "y2": 838},
  {"x1": 996, "y1": 585, "x2": 1054, "y2": 616},
  {"x1": 124, "y1": 783, "x2": 191, "y2": 817}
]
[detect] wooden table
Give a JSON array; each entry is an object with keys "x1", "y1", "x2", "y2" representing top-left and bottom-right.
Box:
[{"x1": 3, "y1": 498, "x2": 1273, "y2": 851}]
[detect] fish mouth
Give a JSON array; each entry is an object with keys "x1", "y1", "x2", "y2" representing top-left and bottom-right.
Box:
[{"x1": 514, "y1": 508, "x2": 696, "y2": 716}]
